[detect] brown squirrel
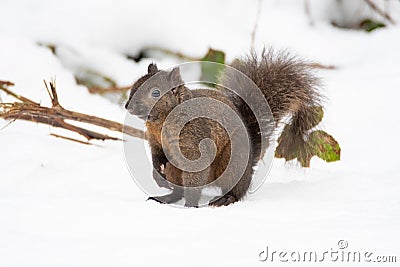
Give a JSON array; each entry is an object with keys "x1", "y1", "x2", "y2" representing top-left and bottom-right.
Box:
[{"x1": 125, "y1": 48, "x2": 322, "y2": 207}]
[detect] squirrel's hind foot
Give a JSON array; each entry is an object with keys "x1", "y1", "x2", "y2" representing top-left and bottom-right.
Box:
[{"x1": 209, "y1": 194, "x2": 237, "y2": 207}]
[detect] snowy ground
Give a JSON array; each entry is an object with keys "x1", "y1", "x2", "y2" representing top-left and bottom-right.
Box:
[{"x1": 1, "y1": 0, "x2": 400, "y2": 266}]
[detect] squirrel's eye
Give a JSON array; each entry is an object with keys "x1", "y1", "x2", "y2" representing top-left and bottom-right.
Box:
[{"x1": 151, "y1": 88, "x2": 161, "y2": 98}]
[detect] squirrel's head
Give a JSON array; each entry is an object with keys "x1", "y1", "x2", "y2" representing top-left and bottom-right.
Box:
[{"x1": 125, "y1": 63, "x2": 190, "y2": 122}]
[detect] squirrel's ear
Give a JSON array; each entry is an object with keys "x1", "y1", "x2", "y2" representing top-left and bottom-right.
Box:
[
  {"x1": 169, "y1": 67, "x2": 183, "y2": 87},
  {"x1": 148, "y1": 63, "x2": 158, "y2": 74}
]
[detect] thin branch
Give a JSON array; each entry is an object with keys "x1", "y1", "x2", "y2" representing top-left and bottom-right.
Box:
[
  {"x1": 50, "y1": 133, "x2": 92, "y2": 145},
  {"x1": 251, "y1": 0, "x2": 263, "y2": 49},
  {"x1": 44, "y1": 80, "x2": 53, "y2": 102},
  {"x1": 364, "y1": 0, "x2": 396, "y2": 25},
  {"x1": 0, "y1": 80, "x2": 145, "y2": 142},
  {"x1": 0, "y1": 82, "x2": 38, "y2": 104},
  {"x1": 0, "y1": 81, "x2": 14, "y2": 87},
  {"x1": 308, "y1": 63, "x2": 337, "y2": 70},
  {"x1": 44, "y1": 79, "x2": 61, "y2": 108},
  {"x1": 1, "y1": 102, "x2": 144, "y2": 140},
  {"x1": 88, "y1": 85, "x2": 131, "y2": 94},
  {"x1": 0, "y1": 118, "x2": 16, "y2": 131},
  {"x1": 304, "y1": 0, "x2": 314, "y2": 26}
]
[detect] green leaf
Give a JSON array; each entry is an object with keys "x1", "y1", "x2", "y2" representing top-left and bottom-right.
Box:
[
  {"x1": 275, "y1": 109, "x2": 340, "y2": 167},
  {"x1": 200, "y1": 48, "x2": 226, "y2": 86},
  {"x1": 201, "y1": 48, "x2": 225, "y2": 64},
  {"x1": 360, "y1": 19, "x2": 386, "y2": 32},
  {"x1": 309, "y1": 130, "x2": 341, "y2": 163}
]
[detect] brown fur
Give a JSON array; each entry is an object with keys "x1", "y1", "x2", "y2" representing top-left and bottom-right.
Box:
[{"x1": 125, "y1": 48, "x2": 322, "y2": 207}]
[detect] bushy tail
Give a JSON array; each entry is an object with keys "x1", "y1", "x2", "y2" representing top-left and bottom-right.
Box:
[{"x1": 219, "y1": 48, "x2": 323, "y2": 163}]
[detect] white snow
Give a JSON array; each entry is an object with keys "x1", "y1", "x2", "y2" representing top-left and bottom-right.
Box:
[{"x1": 1, "y1": 0, "x2": 399, "y2": 266}]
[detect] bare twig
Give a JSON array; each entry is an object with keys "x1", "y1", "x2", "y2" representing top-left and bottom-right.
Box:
[
  {"x1": 44, "y1": 79, "x2": 61, "y2": 108},
  {"x1": 0, "y1": 118, "x2": 16, "y2": 131},
  {"x1": 364, "y1": 0, "x2": 396, "y2": 25},
  {"x1": 0, "y1": 81, "x2": 14, "y2": 87},
  {"x1": 308, "y1": 63, "x2": 337, "y2": 70},
  {"x1": 0, "y1": 80, "x2": 145, "y2": 142},
  {"x1": 50, "y1": 133, "x2": 91, "y2": 145},
  {"x1": 304, "y1": 0, "x2": 314, "y2": 26},
  {"x1": 0, "y1": 81, "x2": 38, "y2": 104},
  {"x1": 251, "y1": 0, "x2": 263, "y2": 49},
  {"x1": 88, "y1": 85, "x2": 131, "y2": 94}
]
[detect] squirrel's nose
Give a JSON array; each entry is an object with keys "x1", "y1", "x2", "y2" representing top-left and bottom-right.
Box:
[
  {"x1": 126, "y1": 102, "x2": 147, "y2": 116},
  {"x1": 127, "y1": 106, "x2": 135, "y2": 114},
  {"x1": 125, "y1": 100, "x2": 135, "y2": 114}
]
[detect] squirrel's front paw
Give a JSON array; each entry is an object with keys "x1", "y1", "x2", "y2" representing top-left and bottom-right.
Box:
[
  {"x1": 147, "y1": 196, "x2": 164, "y2": 204},
  {"x1": 147, "y1": 192, "x2": 183, "y2": 204}
]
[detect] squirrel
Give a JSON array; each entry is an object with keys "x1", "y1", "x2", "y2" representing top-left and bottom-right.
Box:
[{"x1": 125, "y1": 48, "x2": 322, "y2": 207}]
